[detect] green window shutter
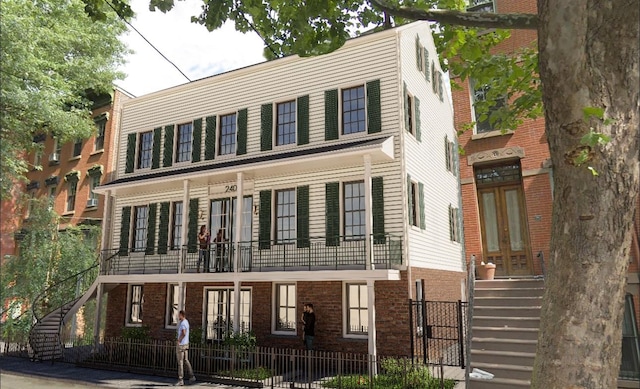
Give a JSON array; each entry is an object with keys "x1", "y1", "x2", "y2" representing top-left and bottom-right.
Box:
[
  {"x1": 237, "y1": 108, "x2": 248, "y2": 155},
  {"x1": 157, "y1": 202, "x2": 170, "y2": 255},
  {"x1": 325, "y1": 182, "x2": 340, "y2": 246},
  {"x1": 452, "y1": 138, "x2": 459, "y2": 177},
  {"x1": 324, "y1": 89, "x2": 339, "y2": 141},
  {"x1": 415, "y1": 36, "x2": 421, "y2": 70},
  {"x1": 424, "y1": 49, "x2": 430, "y2": 82},
  {"x1": 151, "y1": 127, "x2": 161, "y2": 169},
  {"x1": 119, "y1": 206, "x2": 131, "y2": 255},
  {"x1": 125, "y1": 134, "x2": 136, "y2": 173},
  {"x1": 367, "y1": 79, "x2": 382, "y2": 134},
  {"x1": 204, "y1": 115, "x2": 216, "y2": 160},
  {"x1": 259, "y1": 190, "x2": 272, "y2": 249},
  {"x1": 192, "y1": 118, "x2": 202, "y2": 163},
  {"x1": 187, "y1": 199, "x2": 198, "y2": 253},
  {"x1": 145, "y1": 203, "x2": 157, "y2": 254},
  {"x1": 448, "y1": 205, "x2": 454, "y2": 241},
  {"x1": 372, "y1": 177, "x2": 386, "y2": 244},
  {"x1": 415, "y1": 97, "x2": 422, "y2": 142},
  {"x1": 297, "y1": 95, "x2": 309, "y2": 146},
  {"x1": 296, "y1": 186, "x2": 310, "y2": 248},
  {"x1": 163, "y1": 124, "x2": 174, "y2": 167},
  {"x1": 438, "y1": 71, "x2": 444, "y2": 102},
  {"x1": 418, "y1": 182, "x2": 426, "y2": 230},
  {"x1": 432, "y1": 62, "x2": 438, "y2": 94},
  {"x1": 403, "y1": 83, "x2": 409, "y2": 132},
  {"x1": 260, "y1": 104, "x2": 273, "y2": 151},
  {"x1": 407, "y1": 174, "x2": 414, "y2": 226},
  {"x1": 445, "y1": 135, "x2": 451, "y2": 171}
]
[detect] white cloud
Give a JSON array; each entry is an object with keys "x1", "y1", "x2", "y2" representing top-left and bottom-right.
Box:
[{"x1": 116, "y1": 0, "x2": 266, "y2": 97}]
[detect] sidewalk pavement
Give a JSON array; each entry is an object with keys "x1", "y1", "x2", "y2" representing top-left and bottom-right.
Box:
[{"x1": 0, "y1": 356, "x2": 242, "y2": 388}]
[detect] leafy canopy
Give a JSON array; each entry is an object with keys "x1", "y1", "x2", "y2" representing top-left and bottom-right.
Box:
[{"x1": 0, "y1": 0, "x2": 127, "y2": 200}]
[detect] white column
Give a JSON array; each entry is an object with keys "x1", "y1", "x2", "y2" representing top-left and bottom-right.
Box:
[
  {"x1": 180, "y1": 180, "x2": 190, "y2": 272},
  {"x1": 233, "y1": 280, "x2": 241, "y2": 333},
  {"x1": 178, "y1": 281, "x2": 185, "y2": 311},
  {"x1": 367, "y1": 280, "x2": 377, "y2": 362},
  {"x1": 92, "y1": 282, "x2": 104, "y2": 352},
  {"x1": 100, "y1": 190, "x2": 112, "y2": 252},
  {"x1": 234, "y1": 172, "x2": 244, "y2": 273},
  {"x1": 363, "y1": 155, "x2": 374, "y2": 270}
]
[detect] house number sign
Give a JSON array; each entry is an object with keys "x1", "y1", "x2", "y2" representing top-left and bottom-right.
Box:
[{"x1": 224, "y1": 185, "x2": 237, "y2": 193}]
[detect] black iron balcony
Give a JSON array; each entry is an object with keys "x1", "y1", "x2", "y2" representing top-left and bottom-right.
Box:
[{"x1": 101, "y1": 235, "x2": 403, "y2": 275}]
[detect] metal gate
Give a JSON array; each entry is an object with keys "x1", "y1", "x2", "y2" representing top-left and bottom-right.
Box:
[{"x1": 409, "y1": 299, "x2": 467, "y2": 367}]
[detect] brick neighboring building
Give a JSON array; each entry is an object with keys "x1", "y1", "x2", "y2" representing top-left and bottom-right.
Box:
[{"x1": 456, "y1": 0, "x2": 639, "y2": 381}]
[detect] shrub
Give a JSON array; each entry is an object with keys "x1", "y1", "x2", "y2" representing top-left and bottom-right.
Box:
[{"x1": 121, "y1": 326, "x2": 151, "y2": 341}]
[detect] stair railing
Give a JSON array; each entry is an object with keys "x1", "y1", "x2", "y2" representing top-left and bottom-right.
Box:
[
  {"x1": 537, "y1": 250, "x2": 547, "y2": 280},
  {"x1": 465, "y1": 255, "x2": 476, "y2": 388}
]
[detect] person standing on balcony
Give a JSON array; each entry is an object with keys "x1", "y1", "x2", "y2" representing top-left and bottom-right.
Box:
[
  {"x1": 301, "y1": 303, "x2": 316, "y2": 350},
  {"x1": 197, "y1": 225, "x2": 210, "y2": 273},
  {"x1": 175, "y1": 310, "x2": 196, "y2": 386},
  {"x1": 213, "y1": 228, "x2": 225, "y2": 272}
]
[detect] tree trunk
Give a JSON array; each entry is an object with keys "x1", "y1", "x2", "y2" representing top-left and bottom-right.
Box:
[{"x1": 533, "y1": 0, "x2": 639, "y2": 388}]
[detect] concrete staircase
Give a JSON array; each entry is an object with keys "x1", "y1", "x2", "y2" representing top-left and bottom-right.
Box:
[{"x1": 469, "y1": 278, "x2": 544, "y2": 389}]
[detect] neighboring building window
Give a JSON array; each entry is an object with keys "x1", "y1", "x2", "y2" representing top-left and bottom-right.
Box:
[
  {"x1": 48, "y1": 186, "x2": 56, "y2": 200},
  {"x1": 276, "y1": 101, "x2": 296, "y2": 146},
  {"x1": 171, "y1": 201, "x2": 183, "y2": 250},
  {"x1": 219, "y1": 113, "x2": 237, "y2": 155},
  {"x1": 275, "y1": 284, "x2": 296, "y2": 332},
  {"x1": 53, "y1": 138, "x2": 61, "y2": 156},
  {"x1": 449, "y1": 205, "x2": 461, "y2": 242},
  {"x1": 176, "y1": 123, "x2": 193, "y2": 163},
  {"x1": 406, "y1": 93, "x2": 415, "y2": 135},
  {"x1": 33, "y1": 151, "x2": 42, "y2": 169},
  {"x1": 205, "y1": 288, "x2": 251, "y2": 341},
  {"x1": 410, "y1": 181, "x2": 419, "y2": 227},
  {"x1": 127, "y1": 284, "x2": 144, "y2": 325},
  {"x1": 166, "y1": 284, "x2": 180, "y2": 328},
  {"x1": 132, "y1": 205, "x2": 149, "y2": 251},
  {"x1": 342, "y1": 85, "x2": 366, "y2": 135},
  {"x1": 95, "y1": 120, "x2": 106, "y2": 151},
  {"x1": 73, "y1": 139, "x2": 82, "y2": 157},
  {"x1": 89, "y1": 175, "x2": 100, "y2": 203},
  {"x1": 467, "y1": 0, "x2": 495, "y2": 13},
  {"x1": 471, "y1": 79, "x2": 505, "y2": 134},
  {"x1": 25, "y1": 192, "x2": 35, "y2": 219},
  {"x1": 66, "y1": 181, "x2": 77, "y2": 212},
  {"x1": 275, "y1": 189, "x2": 296, "y2": 243},
  {"x1": 620, "y1": 294, "x2": 640, "y2": 380},
  {"x1": 344, "y1": 181, "x2": 365, "y2": 239},
  {"x1": 137, "y1": 131, "x2": 153, "y2": 169},
  {"x1": 346, "y1": 283, "x2": 368, "y2": 335}
]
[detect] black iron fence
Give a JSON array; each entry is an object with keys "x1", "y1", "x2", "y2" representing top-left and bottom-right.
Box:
[{"x1": 409, "y1": 300, "x2": 468, "y2": 368}]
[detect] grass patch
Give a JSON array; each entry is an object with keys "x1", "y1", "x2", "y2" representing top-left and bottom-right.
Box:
[{"x1": 218, "y1": 366, "x2": 273, "y2": 380}]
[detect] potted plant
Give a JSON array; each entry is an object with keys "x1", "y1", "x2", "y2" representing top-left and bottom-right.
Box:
[{"x1": 479, "y1": 261, "x2": 496, "y2": 280}]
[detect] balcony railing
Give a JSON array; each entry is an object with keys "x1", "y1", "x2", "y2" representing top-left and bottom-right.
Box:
[{"x1": 101, "y1": 235, "x2": 403, "y2": 275}]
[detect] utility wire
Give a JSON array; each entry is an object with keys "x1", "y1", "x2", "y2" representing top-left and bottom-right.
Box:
[
  {"x1": 236, "y1": 9, "x2": 281, "y2": 59},
  {"x1": 105, "y1": 0, "x2": 192, "y2": 82}
]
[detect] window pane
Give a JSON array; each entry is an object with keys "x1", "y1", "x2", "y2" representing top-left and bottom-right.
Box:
[
  {"x1": 219, "y1": 114, "x2": 237, "y2": 155},
  {"x1": 133, "y1": 206, "x2": 149, "y2": 251},
  {"x1": 276, "y1": 189, "x2": 296, "y2": 244},
  {"x1": 167, "y1": 284, "x2": 179, "y2": 326},
  {"x1": 342, "y1": 86, "x2": 366, "y2": 134},
  {"x1": 276, "y1": 284, "x2": 296, "y2": 331},
  {"x1": 137, "y1": 131, "x2": 153, "y2": 168},
  {"x1": 344, "y1": 181, "x2": 365, "y2": 240},
  {"x1": 171, "y1": 202, "x2": 183, "y2": 250},
  {"x1": 129, "y1": 285, "x2": 143, "y2": 324},
  {"x1": 66, "y1": 181, "x2": 77, "y2": 212},
  {"x1": 176, "y1": 123, "x2": 193, "y2": 162},
  {"x1": 481, "y1": 193, "x2": 500, "y2": 252},
  {"x1": 347, "y1": 284, "x2": 367, "y2": 334},
  {"x1": 276, "y1": 101, "x2": 296, "y2": 146},
  {"x1": 95, "y1": 121, "x2": 106, "y2": 150}
]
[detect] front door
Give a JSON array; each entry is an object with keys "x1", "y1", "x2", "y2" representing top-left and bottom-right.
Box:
[{"x1": 476, "y1": 163, "x2": 532, "y2": 276}]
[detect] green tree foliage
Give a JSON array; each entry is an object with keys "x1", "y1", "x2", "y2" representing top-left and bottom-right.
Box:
[
  {"x1": 0, "y1": 0, "x2": 127, "y2": 200},
  {"x1": 0, "y1": 198, "x2": 100, "y2": 339}
]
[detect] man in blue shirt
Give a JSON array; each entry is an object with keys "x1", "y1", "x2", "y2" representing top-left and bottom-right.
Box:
[{"x1": 176, "y1": 310, "x2": 196, "y2": 386}]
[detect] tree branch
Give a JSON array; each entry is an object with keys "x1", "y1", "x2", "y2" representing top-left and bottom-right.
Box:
[{"x1": 370, "y1": 0, "x2": 538, "y2": 30}]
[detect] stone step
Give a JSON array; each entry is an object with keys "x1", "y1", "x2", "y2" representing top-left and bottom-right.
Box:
[
  {"x1": 475, "y1": 279, "x2": 544, "y2": 289},
  {"x1": 473, "y1": 316, "x2": 540, "y2": 329},
  {"x1": 469, "y1": 376, "x2": 531, "y2": 389},
  {"x1": 475, "y1": 287, "x2": 544, "y2": 298},
  {"x1": 474, "y1": 296, "x2": 542, "y2": 307},
  {"x1": 473, "y1": 306, "x2": 541, "y2": 318},
  {"x1": 471, "y1": 349, "x2": 535, "y2": 366},
  {"x1": 472, "y1": 362, "x2": 533, "y2": 381},
  {"x1": 472, "y1": 337, "x2": 537, "y2": 353},
  {"x1": 472, "y1": 326, "x2": 539, "y2": 340}
]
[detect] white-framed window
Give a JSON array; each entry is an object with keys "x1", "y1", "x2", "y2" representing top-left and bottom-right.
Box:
[
  {"x1": 72, "y1": 139, "x2": 82, "y2": 157},
  {"x1": 89, "y1": 175, "x2": 100, "y2": 203},
  {"x1": 175, "y1": 123, "x2": 193, "y2": 163},
  {"x1": 467, "y1": 0, "x2": 495, "y2": 13},
  {"x1": 171, "y1": 201, "x2": 184, "y2": 250},
  {"x1": 276, "y1": 100, "x2": 296, "y2": 146},
  {"x1": 204, "y1": 287, "x2": 251, "y2": 341},
  {"x1": 166, "y1": 284, "x2": 180, "y2": 328},
  {"x1": 343, "y1": 181, "x2": 365, "y2": 240},
  {"x1": 449, "y1": 205, "x2": 461, "y2": 243},
  {"x1": 218, "y1": 113, "x2": 237, "y2": 156},
  {"x1": 132, "y1": 205, "x2": 149, "y2": 252},
  {"x1": 137, "y1": 131, "x2": 153, "y2": 169},
  {"x1": 620, "y1": 293, "x2": 640, "y2": 380},
  {"x1": 275, "y1": 189, "x2": 296, "y2": 243},
  {"x1": 95, "y1": 120, "x2": 106, "y2": 151},
  {"x1": 470, "y1": 78, "x2": 506, "y2": 134},
  {"x1": 25, "y1": 192, "x2": 36, "y2": 219},
  {"x1": 53, "y1": 137, "x2": 61, "y2": 156},
  {"x1": 410, "y1": 181, "x2": 419, "y2": 228},
  {"x1": 406, "y1": 92, "x2": 415, "y2": 135},
  {"x1": 344, "y1": 283, "x2": 368, "y2": 337},
  {"x1": 33, "y1": 151, "x2": 42, "y2": 169},
  {"x1": 341, "y1": 85, "x2": 366, "y2": 135},
  {"x1": 66, "y1": 181, "x2": 77, "y2": 212},
  {"x1": 48, "y1": 186, "x2": 56, "y2": 200},
  {"x1": 274, "y1": 283, "x2": 296, "y2": 334},
  {"x1": 126, "y1": 284, "x2": 144, "y2": 325}
]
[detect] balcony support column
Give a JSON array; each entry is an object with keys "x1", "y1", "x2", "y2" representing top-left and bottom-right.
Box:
[
  {"x1": 92, "y1": 282, "x2": 104, "y2": 352},
  {"x1": 233, "y1": 280, "x2": 241, "y2": 333},
  {"x1": 234, "y1": 172, "x2": 244, "y2": 274},
  {"x1": 367, "y1": 280, "x2": 377, "y2": 370},
  {"x1": 178, "y1": 281, "x2": 185, "y2": 312},
  {"x1": 364, "y1": 154, "x2": 374, "y2": 270},
  {"x1": 100, "y1": 190, "x2": 112, "y2": 253},
  {"x1": 180, "y1": 179, "x2": 190, "y2": 273}
]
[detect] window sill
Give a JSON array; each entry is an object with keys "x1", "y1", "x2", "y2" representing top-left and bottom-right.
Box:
[
  {"x1": 125, "y1": 323, "x2": 143, "y2": 328},
  {"x1": 165, "y1": 324, "x2": 178, "y2": 330},
  {"x1": 272, "y1": 330, "x2": 297, "y2": 336},
  {"x1": 85, "y1": 206, "x2": 98, "y2": 212},
  {"x1": 471, "y1": 129, "x2": 514, "y2": 140},
  {"x1": 68, "y1": 156, "x2": 81, "y2": 162},
  {"x1": 90, "y1": 149, "x2": 104, "y2": 156},
  {"x1": 343, "y1": 334, "x2": 368, "y2": 340},
  {"x1": 62, "y1": 211, "x2": 75, "y2": 216}
]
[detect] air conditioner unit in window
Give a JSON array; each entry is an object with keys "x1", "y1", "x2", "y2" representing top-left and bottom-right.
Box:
[
  {"x1": 48, "y1": 153, "x2": 60, "y2": 163},
  {"x1": 86, "y1": 198, "x2": 98, "y2": 208}
]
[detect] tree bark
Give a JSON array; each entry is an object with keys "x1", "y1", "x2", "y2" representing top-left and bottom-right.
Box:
[{"x1": 533, "y1": 0, "x2": 639, "y2": 387}]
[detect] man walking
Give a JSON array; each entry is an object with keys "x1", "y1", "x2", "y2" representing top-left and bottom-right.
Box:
[
  {"x1": 301, "y1": 303, "x2": 316, "y2": 350},
  {"x1": 176, "y1": 310, "x2": 196, "y2": 386}
]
